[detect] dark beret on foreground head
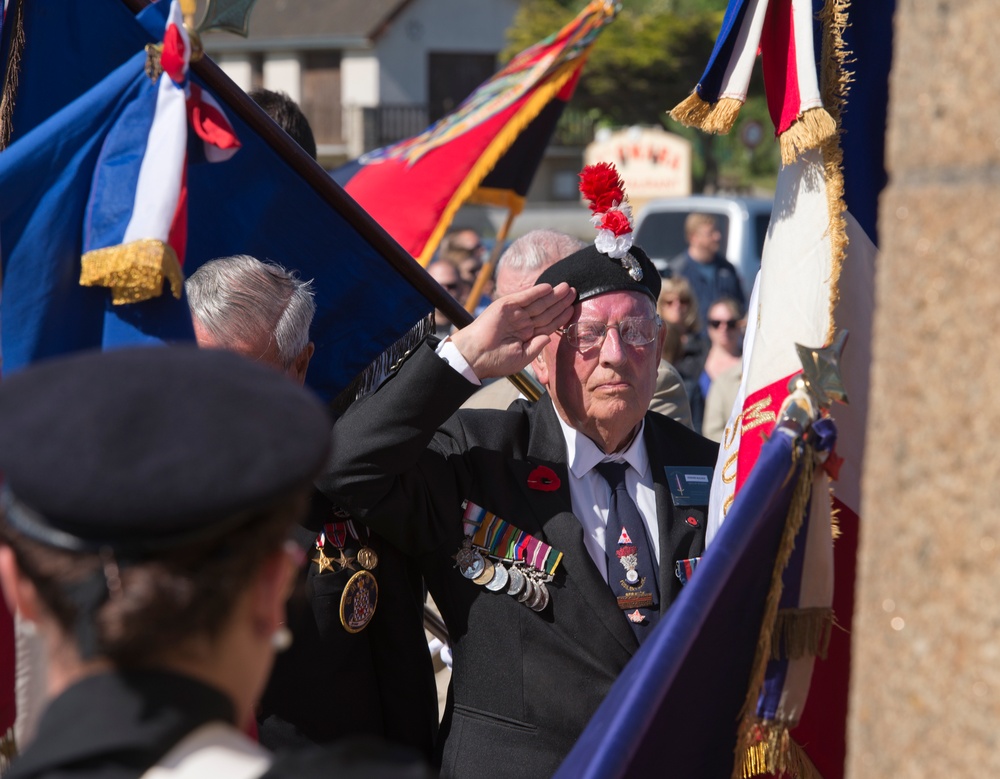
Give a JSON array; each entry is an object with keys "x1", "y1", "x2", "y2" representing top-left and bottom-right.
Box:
[
  {"x1": 535, "y1": 242, "x2": 661, "y2": 304},
  {"x1": 0, "y1": 346, "x2": 330, "y2": 554}
]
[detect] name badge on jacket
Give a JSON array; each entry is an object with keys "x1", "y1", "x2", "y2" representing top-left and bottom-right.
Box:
[{"x1": 664, "y1": 466, "x2": 713, "y2": 506}]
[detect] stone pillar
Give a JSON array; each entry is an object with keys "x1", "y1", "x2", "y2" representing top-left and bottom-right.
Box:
[{"x1": 847, "y1": 0, "x2": 1000, "y2": 775}]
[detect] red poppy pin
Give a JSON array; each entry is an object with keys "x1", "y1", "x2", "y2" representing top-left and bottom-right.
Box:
[{"x1": 527, "y1": 465, "x2": 561, "y2": 492}]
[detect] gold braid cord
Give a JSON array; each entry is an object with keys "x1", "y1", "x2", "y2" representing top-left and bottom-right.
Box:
[
  {"x1": 731, "y1": 450, "x2": 820, "y2": 779},
  {"x1": 80, "y1": 240, "x2": 185, "y2": 305}
]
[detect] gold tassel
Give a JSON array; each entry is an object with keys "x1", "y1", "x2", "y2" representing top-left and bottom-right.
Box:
[
  {"x1": 740, "y1": 721, "x2": 824, "y2": 778},
  {"x1": 702, "y1": 97, "x2": 744, "y2": 134},
  {"x1": 669, "y1": 94, "x2": 744, "y2": 135},
  {"x1": 669, "y1": 92, "x2": 715, "y2": 127},
  {"x1": 80, "y1": 239, "x2": 184, "y2": 305},
  {"x1": 779, "y1": 107, "x2": 838, "y2": 166},
  {"x1": 771, "y1": 607, "x2": 834, "y2": 661}
]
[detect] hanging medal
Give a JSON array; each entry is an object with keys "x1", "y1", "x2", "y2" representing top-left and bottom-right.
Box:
[
  {"x1": 312, "y1": 531, "x2": 336, "y2": 574},
  {"x1": 350, "y1": 519, "x2": 379, "y2": 571},
  {"x1": 340, "y1": 569, "x2": 378, "y2": 634},
  {"x1": 457, "y1": 499, "x2": 564, "y2": 613},
  {"x1": 324, "y1": 518, "x2": 378, "y2": 632},
  {"x1": 324, "y1": 521, "x2": 356, "y2": 572}
]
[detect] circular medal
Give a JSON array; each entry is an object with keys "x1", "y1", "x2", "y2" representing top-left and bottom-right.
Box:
[
  {"x1": 485, "y1": 562, "x2": 509, "y2": 592},
  {"x1": 339, "y1": 569, "x2": 378, "y2": 634},
  {"x1": 527, "y1": 581, "x2": 546, "y2": 610},
  {"x1": 625, "y1": 569, "x2": 639, "y2": 585},
  {"x1": 517, "y1": 578, "x2": 536, "y2": 603},
  {"x1": 357, "y1": 546, "x2": 379, "y2": 571},
  {"x1": 506, "y1": 565, "x2": 526, "y2": 597},
  {"x1": 460, "y1": 550, "x2": 486, "y2": 580},
  {"x1": 530, "y1": 583, "x2": 550, "y2": 612},
  {"x1": 473, "y1": 558, "x2": 496, "y2": 586}
]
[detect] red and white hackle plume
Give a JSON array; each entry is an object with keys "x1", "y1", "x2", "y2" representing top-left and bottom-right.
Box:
[{"x1": 579, "y1": 162, "x2": 642, "y2": 280}]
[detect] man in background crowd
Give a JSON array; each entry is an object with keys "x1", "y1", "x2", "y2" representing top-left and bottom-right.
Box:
[{"x1": 670, "y1": 213, "x2": 745, "y2": 325}]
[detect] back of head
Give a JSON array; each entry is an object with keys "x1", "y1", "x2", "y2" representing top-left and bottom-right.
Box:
[
  {"x1": 0, "y1": 346, "x2": 330, "y2": 665},
  {"x1": 249, "y1": 88, "x2": 317, "y2": 161},
  {"x1": 495, "y1": 230, "x2": 585, "y2": 298},
  {"x1": 186, "y1": 255, "x2": 316, "y2": 369}
]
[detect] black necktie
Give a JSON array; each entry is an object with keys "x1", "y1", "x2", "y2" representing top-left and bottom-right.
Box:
[{"x1": 595, "y1": 461, "x2": 660, "y2": 640}]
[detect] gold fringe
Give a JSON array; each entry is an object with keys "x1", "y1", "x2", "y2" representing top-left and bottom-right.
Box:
[
  {"x1": 771, "y1": 606, "x2": 834, "y2": 661},
  {"x1": 415, "y1": 60, "x2": 584, "y2": 266},
  {"x1": 731, "y1": 450, "x2": 815, "y2": 779},
  {"x1": 830, "y1": 500, "x2": 841, "y2": 541},
  {"x1": 669, "y1": 92, "x2": 715, "y2": 127},
  {"x1": 0, "y1": 726, "x2": 17, "y2": 773},
  {"x1": 779, "y1": 107, "x2": 838, "y2": 166},
  {"x1": 0, "y1": 0, "x2": 25, "y2": 151},
  {"x1": 669, "y1": 93, "x2": 743, "y2": 135},
  {"x1": 818, "y1": 0, "x2": 851, "y2": 347},
  {"x1": 466, "y1": 186, "x2": 527, "y2": 214},
  {"x1": 739, "y1": 721, "x2": 823, "y2": 779},
  {"x1": 79, "y1": 239, "x2": 184, "y2": 305}
]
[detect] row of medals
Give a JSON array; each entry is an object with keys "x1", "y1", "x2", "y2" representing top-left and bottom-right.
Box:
[
  {"x1": 455, "y1": 540, "x2": 551, "y2": 612},
  {"x1": 314, "y1": 542, "x2": 380, "y2": 632}
]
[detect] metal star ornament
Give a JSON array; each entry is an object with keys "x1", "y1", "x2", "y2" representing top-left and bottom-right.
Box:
[
  {"x1": 312, "y1": 549, "x2": 335, "y2": 574},
  {"x1": 197, "y1": 0, "x2": 261, "y2": 36},
  {"x1": 793, "y1": 329, "x2": 849, "y2": 409}
]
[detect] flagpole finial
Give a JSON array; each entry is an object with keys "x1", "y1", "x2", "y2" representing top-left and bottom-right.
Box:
[{"x1": 793, "y1": 329, "x2": 849, "y2": 408}]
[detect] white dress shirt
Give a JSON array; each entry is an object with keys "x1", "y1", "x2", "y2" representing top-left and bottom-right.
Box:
[
  {"x1": 436, "y1": 338, "x2": 660, "y2": 580},
  {"x1": 552, "y1": 413, "x2": 660, "y2": 582}
]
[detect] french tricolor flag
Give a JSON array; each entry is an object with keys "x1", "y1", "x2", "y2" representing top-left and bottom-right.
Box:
[
  {"x1": 79, "y1": 0, "x2": 239, "y2": 306},
  {"x1": 670, "y1": 0, "x2": 837, "y2": 166}
]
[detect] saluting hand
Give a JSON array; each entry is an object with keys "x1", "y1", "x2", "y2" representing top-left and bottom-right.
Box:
[{"x1": 450, "y1": 282, "x2": 575, "y2": 380}]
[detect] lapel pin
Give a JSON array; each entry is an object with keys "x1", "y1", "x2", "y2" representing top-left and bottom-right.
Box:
[{"x1": 527, "y1": 465, "x2": 561, "y2": 492}]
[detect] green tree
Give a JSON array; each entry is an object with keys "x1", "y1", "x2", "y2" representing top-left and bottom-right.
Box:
[{"x1": 505, "y1": 0, "x2": 779, "y2": 194}]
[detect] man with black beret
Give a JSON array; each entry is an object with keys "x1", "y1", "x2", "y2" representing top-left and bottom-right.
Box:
[{"x1": 320, "y1": 165, "x2": 719, "y2": 778}]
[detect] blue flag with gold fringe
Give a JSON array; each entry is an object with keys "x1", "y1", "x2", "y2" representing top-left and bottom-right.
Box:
[{"x1": 0, "y1": 0, "x2": 432, "y2": 403}]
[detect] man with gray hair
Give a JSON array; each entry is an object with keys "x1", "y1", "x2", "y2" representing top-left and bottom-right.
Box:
[
  {"x1": 463, "y1": 230, "x2": 693, "y2": 427},
  {"x1": 185, "y1": 255, "x2": 439, "y2": 760},
  {"x1": 186, "y1": 254, "x2": 316, "y2": 385}
]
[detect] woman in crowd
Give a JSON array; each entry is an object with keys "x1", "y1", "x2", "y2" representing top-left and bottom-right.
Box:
[
  {"x1": 700, "y1": 297, "x2": 745, "y2": 407},
  {"x1": 658, "y1": 276, "x2": 709, "y2": 431},
  {"x1": 0, "y1": 347, "x2": 429, "y2": 779}
]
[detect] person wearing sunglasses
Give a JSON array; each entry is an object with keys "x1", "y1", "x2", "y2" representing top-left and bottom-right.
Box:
[
  {"x1": 700, "y1": 297, "x2": 745, "y2": 412},
  {"x1": 320, "y1": 228, "x2": 718, "y2": 777}
]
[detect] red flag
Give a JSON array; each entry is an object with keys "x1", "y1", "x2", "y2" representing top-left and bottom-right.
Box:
[{"x1": 332, "y1": 1, "x2": 617, "y2": 265}]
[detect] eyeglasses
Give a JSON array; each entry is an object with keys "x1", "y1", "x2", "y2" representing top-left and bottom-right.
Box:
[
  {"x1": 662, "y1": 298, "x2": 690, "y2": 307},
  {"x1": 708, "y1": 318, "x2": 740, "y2": 330},
  {"x1": 558, "y1": 317, "x2": 660, "y2": 350}
]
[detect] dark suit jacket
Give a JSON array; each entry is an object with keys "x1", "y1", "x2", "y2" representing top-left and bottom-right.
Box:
[
  {"x1": 257, "y1": 494, "x2": 438, "y2": 760},
  {"x1": 319, "y1": 341, "x2": 719, "y2": 778}
]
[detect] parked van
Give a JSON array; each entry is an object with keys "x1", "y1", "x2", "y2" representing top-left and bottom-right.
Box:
[{"x1": 633, "y1": 195, "x2": 773, "y2": 292}]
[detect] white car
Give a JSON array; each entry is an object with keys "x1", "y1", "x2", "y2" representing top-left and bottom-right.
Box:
[{"x1": 633, "y1": 195, "x2": 773, "y2": 292}]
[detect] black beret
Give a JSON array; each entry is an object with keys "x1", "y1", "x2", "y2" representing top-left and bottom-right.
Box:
[
  {"x1": 0, "y1": 346, "x2": 330, "y2": 554},
  {"x1": 535, "y1": 242, "x2": 661, "y2": 304}
]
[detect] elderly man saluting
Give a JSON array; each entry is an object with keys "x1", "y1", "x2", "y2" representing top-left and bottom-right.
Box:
[{"x1": 320, "y1": 165, "x2": 718, "y2": 778}]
